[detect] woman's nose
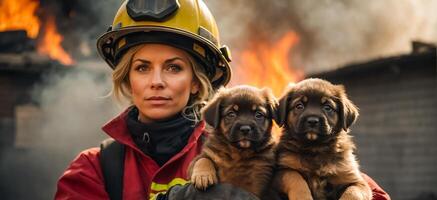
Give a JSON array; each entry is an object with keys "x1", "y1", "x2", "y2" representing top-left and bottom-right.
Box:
[{"x1": 150, "y1": 70, "x2": 165, "y2": 89}]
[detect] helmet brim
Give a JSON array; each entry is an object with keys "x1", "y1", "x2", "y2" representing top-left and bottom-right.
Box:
[{"x1": 96, "y1": 26, "x2": 231, "y2": 88}]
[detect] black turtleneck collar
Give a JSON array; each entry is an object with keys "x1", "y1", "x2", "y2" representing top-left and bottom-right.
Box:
[{"x1": 126, "y1": 107, "x2": 196, "y2": 166}]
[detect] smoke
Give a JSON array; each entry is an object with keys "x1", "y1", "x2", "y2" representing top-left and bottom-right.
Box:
[
  {"x1": 31, "y1": 64, "x2": 121, "y2": 153},
  {"x1": 1, "y1": 1, "x2": 125, "y2": 199},
  {"x1": 24, "y1": 0, "x2": 125, "y2": 174},
  {"x1": 0, "y1": 63, "x2": 123, "y2": 199},
  {"x1": 205, "y1": 0, "x2": 437, "y2": 73}
]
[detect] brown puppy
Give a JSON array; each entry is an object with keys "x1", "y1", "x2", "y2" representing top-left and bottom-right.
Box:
[
  {"x1": 274, "y1": 78, "x2": 372, "y2": 200},
  {"x1": 189, "y1": 85, "x2": 277, "y2": 198}
]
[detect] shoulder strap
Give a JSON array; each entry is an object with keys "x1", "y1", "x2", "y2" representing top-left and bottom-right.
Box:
[{"x1": 100, "y1": 138, "x2": 125, "y2": 200}]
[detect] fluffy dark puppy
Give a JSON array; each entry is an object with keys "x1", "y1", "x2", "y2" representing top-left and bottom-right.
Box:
[
  {"x1": 274, "y1": 78, "x2": 372, "y2": 200},
  {"x1": 189, "y1": 85, "x2": 278, "y2": 198}
]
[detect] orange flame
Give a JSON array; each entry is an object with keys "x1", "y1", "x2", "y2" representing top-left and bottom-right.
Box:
[
  {"x1": 0, "y1": 0, "x2": 74, "y2": 65},
  {"x1": 0, "y1": 0, "x2": 40, "y2": 38},
  {"x1": 231, "y1": 31, "x2": 303, "y2": 96},
  {"x1": 37, "y1": 16, "x2": 74, "y2": 65},
  {"x1": 231, "y1": 31, "x2": 304, "y2": 140}
]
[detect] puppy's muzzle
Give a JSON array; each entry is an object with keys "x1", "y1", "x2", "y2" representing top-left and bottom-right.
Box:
[
  {"x1": 299, "y1": 115, "x2": 327, "y2": 141},
  {"x1": 300, "y1": 116, "x2": 322, "y2": 131},
  {"x1": 230, "y1": 124, "x2": 258, "y2": 149}
]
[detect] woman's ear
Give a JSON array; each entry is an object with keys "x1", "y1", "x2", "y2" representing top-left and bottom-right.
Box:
[{"x1": 191, "y1": 81, "x2": 200, "y2": 94}]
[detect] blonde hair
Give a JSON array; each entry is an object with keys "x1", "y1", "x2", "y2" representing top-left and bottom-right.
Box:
[{"x1": 111, "y1": 44, "x2": 214, "y2": 123}]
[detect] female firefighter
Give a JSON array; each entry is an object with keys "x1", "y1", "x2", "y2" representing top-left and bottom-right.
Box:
[{"x1": 55, "y1": 0, "x2": 390, "y2": 200}]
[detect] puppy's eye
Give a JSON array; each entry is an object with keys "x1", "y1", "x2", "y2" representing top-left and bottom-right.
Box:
[
  {"x1": 226, "y1": 111, "x2": 237, "y2": 119},
  {"x1": 323, "y1": 105, "x2": 334, "y2": 112},
  {"x1": 255, "y1": 111, "x2": 265, "y2": 120},
  {"x1": 295, "y1": 103, "x2": 304, "y2": 110}
]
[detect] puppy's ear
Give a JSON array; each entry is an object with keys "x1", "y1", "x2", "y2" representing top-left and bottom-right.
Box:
[
  {"x1": 337, "y1": 85, "x2": 359, "y2": 131},
  {"x1": 201, "y1": 93, "x2": 223, "y2": 129},
  {"x1": 277, "y1": 83, "x2": 296, "y2": 127},
  {"x1": 277, "y1": 95, "x2": 289, "y2": 127},
  {"x1": 261, "y1": 87, "x2": 278, "y2": 122}
]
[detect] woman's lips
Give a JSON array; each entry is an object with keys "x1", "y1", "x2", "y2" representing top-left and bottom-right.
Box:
[
  {"x1": 145, "y1": 96, "x2": 171, "y2": 105},
  {"x1": 146, "y1": 96, "x2": 171, "y2": 100}
]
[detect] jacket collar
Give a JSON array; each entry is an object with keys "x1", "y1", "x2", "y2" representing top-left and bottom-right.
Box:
[{"x1": 101, "y1": 106, "x2": 206, "y2": 156}]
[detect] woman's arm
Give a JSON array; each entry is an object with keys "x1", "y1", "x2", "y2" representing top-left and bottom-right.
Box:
[
  {"x1": 55, "y1": 148, "x2": 109, "y2": 200},
  {"x1": 362, "y1": 173, "x2": 391, "y2": 200}
]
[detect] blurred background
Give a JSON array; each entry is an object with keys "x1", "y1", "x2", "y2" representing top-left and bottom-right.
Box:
[{"x1": 0, "y1": 0, "x2": 436, "y2": 199}]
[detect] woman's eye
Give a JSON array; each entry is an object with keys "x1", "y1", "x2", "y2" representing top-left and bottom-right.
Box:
[
  {"x1": 166, "y1": 64, "x2": 182, "y2": 72},
  {"x1": 295, "y1": 103, "x2": 304, "y2": 110},
  {"x1": 323, "y1": 105, "x2": 334, "y2": 112},
  {"x1": 135, "y1": 65, "x2": 149, "y2": 72},
  {"x1": 255, "y1": 111, "x2": 265, "y2": 120},
  {"x1": 226, "y1": 111, "x2": 237, "y2": 118}
]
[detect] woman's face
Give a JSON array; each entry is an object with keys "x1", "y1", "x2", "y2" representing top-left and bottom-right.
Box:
[{"x1": 129, "y1": 44, "x2": 199, "y2": 123}]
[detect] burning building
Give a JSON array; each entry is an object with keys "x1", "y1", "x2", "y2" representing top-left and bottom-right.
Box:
[
  {"x1": 0, "y1": 0, "x2": 74, "y2": 150},
  {"x1": 0, "y1": 0, "x2": 119, "y2": 199}
]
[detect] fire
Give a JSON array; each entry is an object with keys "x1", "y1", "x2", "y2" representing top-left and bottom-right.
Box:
[
  {"x1": 231, "y1": 31, "x2": 304, "y2": 140},
  {"x1": 37, "y1": 16, "x2": 74, "y2": 65},
  {"x1": 231, "y1": 31, "x2": 303, "y2": 96},
  {"x1": 0, "y1": 0, "x2": 74, "y2": 65},
  {"x1": 0, "y1": 0, "x2": 40, "y2": 38}
]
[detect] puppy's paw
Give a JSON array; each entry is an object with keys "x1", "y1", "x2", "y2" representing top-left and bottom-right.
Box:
[
  {"x1": 190, "y1": 158, "x2": 218, "y2": 190},
  {"x1": 280, "y1": 171, "x2": 313, "y2": 200}
]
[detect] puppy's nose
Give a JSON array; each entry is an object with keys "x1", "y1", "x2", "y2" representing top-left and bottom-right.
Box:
[
  {"x1": 306, "y1": 117, "x2": 319, "y2": 127},
  {"x1": 239, "y1": 125, "x2": 252, "y2": 134}
]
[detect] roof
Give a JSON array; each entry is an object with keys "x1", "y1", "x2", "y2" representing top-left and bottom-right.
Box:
[{"x1": 308, "y1": 42, "x2": 437, "y2": 79}]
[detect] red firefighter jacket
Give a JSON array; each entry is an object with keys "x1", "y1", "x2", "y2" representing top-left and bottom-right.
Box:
[
  {"x1": 55, "y1": 108, "x2": 205, "y2": 200},
  {"x1": 54, "y1": 108, "x2": 391, "y2": 200}
]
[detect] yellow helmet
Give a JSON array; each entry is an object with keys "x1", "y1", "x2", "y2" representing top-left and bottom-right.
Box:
[{"x1": 97, "y1": 0, "x2": 232, "y2": 88}]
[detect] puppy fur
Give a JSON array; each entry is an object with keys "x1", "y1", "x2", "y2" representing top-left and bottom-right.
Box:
[
  {"x1": 274, "y1": 78, "x2": 372, "y2": 200},
  {"x1": 189, "y1": 85, "x2": 278, "y2": 198}
]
